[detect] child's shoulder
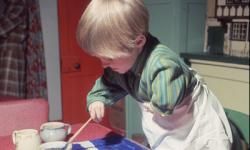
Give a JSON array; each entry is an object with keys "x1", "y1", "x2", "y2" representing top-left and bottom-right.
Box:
[
  {"x1": 148, "y1": 44, "x2": 181, "y2": 65},
  {"x1": 142, "y1": 44, "x2": 184, "y2": 77},
  {"x1": 141, "y1": 44, "x2": 182, "y2": 80}
]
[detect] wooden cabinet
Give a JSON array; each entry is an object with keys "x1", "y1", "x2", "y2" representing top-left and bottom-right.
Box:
[
  {"x1": 108, "y1": 100, "x2": 126, "y2": 135},
  {"x1": 190, "y1": 59, "x2": 249, "y2": 115},
  {"x1": 58, "y1": 0, "x2": 110, "y2": 127},
  {"x1": 144, "y1": 0, "x2": 206, "y2": 53}
]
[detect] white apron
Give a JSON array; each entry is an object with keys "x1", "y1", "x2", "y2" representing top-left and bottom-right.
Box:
[{"x1": 138, "y1": 73, "x2": 233, "y2": 150}]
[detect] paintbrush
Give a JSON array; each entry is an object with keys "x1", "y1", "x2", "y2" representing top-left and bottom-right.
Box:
[{"x1": 64, "y1": 117, "x2": 92, "y2": 150}]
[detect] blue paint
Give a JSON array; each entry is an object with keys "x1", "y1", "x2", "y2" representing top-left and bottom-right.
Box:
[{"x1": 72, "y1": 134, "x2": 148, "y2": 150}]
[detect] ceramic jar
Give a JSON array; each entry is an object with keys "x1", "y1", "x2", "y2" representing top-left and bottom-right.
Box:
[
  {"x1": 40, "y1": 122, "x2": 71, "y2": 142},
  {"x1": 12, "y1": 129, "x2": 41, "y2": 150}
]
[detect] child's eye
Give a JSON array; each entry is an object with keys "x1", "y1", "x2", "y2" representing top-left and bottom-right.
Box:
[
  {"x1": 106, "y1": 58, "x2": 113, "y2": 61},
  {"x1": 100, "y1": 57, "x2": 113, "y2": 63},
  {"x1": 104, "y1": 58, "x2": 113, "y2": 62}
]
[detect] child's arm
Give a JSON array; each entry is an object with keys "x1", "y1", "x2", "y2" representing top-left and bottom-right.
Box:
[
  {"x1": 145, "y1": 58, "x2": 190, "y2": 117},
  {"x1": 86, "y1": 70, "x2": 128, "y2": 122},
  {"x1": 87, "y1": 76, "x2": 128, "y2": 107}
]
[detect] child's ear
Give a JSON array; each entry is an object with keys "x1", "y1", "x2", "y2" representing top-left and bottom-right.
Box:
[{"x1": 135, "y1": 34, "x2": 146, "y2": 49}]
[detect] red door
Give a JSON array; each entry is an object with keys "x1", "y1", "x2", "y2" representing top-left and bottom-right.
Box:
[{"x1": 58, "y1": 0, "x2": 110, "y2": 127}]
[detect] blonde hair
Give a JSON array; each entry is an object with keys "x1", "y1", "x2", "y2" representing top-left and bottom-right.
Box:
[{"x1": 76, "y1": 0, "x2": 149, "y2": 58}]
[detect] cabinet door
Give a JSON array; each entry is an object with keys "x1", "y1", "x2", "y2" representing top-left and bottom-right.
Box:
[
  {"x1": 145, "y1": 0, "x2": 176, "y2": 50},
  {"x1": 58, "y1": 0, "x2": 110, "y2": 127},
  {"x1": 144, "y1": 0, "x2": 206, "y2": 53},
  {"x1": 181, "y1": 0, "x2": 206, "y2": 53}
]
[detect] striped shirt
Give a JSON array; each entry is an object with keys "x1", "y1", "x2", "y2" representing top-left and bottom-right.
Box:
[{"x1": 87, "y1": 34, "x2": 197, "y2": 116}]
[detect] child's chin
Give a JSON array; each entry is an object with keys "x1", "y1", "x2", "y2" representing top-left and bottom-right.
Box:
[
  {"x1": 113, "y1": 69, "x2": 127, "y2": 74},
  {"x1": 114, "y1": 70, "x2": 124, "y2": 74}
]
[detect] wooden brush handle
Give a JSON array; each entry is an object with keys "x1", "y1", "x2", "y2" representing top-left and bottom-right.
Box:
[{"x1": 68, "y1": 117, "x2": 92, "y2": 143}]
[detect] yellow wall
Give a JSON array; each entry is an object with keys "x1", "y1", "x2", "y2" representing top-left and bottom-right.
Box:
[{"x1": 190, "y1": 60, "x2": 249, "y2": 115}]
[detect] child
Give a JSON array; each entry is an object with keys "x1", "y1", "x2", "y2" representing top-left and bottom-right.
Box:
[{"x1": 76, "y1": 0, "x2": 233, "y2": 149}]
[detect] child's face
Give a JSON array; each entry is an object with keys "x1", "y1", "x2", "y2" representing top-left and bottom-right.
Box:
[
  {"x1": 94, "y1": 35, "x2": 146, "y2": 74},
  {"x1": 96, "y1": 48, "x2": 142, "y2": 74}
]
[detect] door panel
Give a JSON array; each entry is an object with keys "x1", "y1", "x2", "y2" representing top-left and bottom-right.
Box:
[
  {"x1": 61, "y1": 56, "x2": 81, "y2": 73},
  {"x1": 58, "y1": 0, "x2": 110, "y2": 127}
]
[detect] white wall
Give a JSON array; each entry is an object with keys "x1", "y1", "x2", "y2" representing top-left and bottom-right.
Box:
[{"x1": 39, "y1": 0, "x2": 62, "y2": 121}]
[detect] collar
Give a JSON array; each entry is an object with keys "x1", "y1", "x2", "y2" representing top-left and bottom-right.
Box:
[{"x1": 129, "y1": 33, "x2": 160, "y2": 77}]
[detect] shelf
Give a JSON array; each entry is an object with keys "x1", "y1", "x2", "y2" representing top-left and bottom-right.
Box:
[{"x1": 180, "y1": 52, "x2": 249, "y2": 66}]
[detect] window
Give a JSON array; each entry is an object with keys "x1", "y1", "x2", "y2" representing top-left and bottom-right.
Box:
[
  {"x1": 241, "y1": 0, "x2": 249, "y2": 3},
  {"x1": 226, "y1": 0, "x2": 234, "y2": 4},
  {"x1": 226, "y1": 0, "x2": 249, "y2": 4},
  {"x1": 234, "y1": 0, "x2": 241, "y2": 3},
  {"x1": 231, "y1": 22, "x2": 248, "y2": 41}
]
